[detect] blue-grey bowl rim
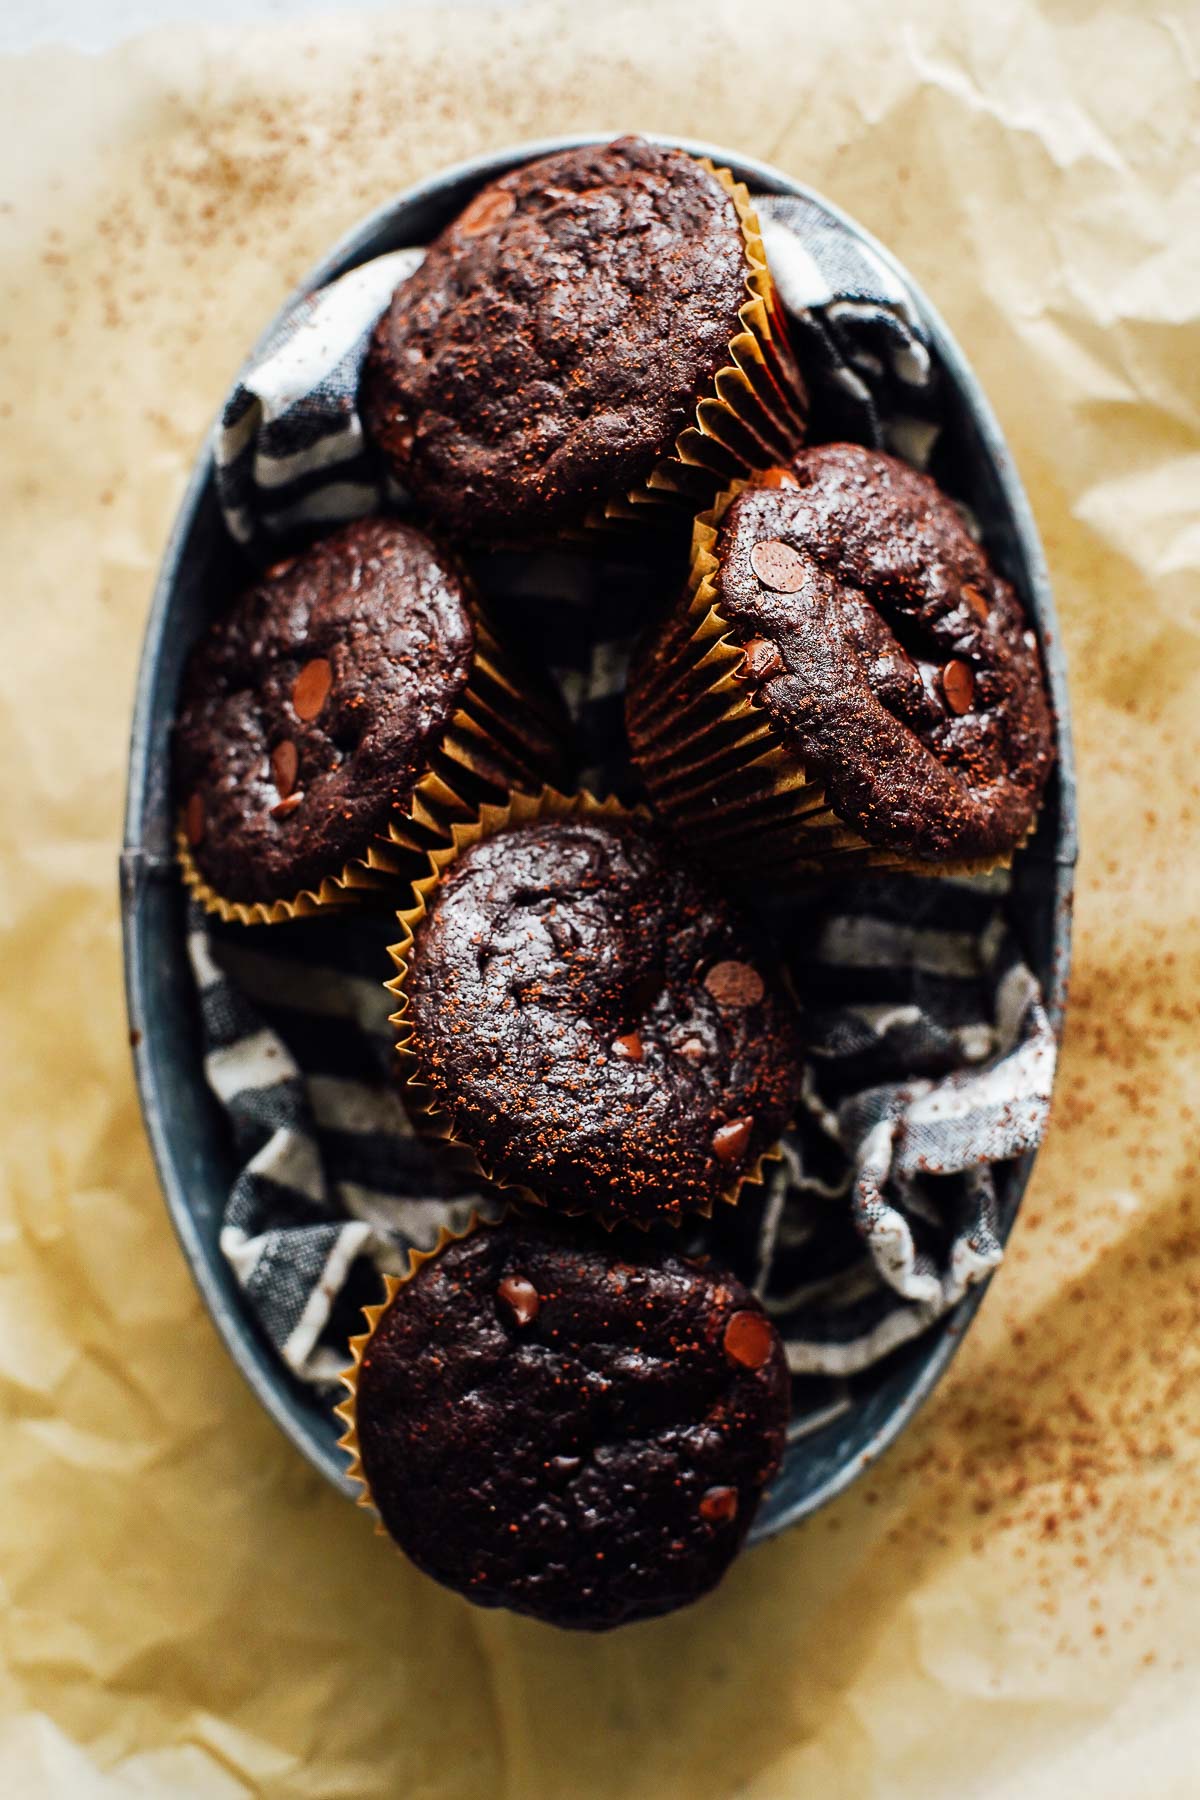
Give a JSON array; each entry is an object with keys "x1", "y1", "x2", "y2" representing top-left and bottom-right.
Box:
[{"x1": 122, "y1": 132, "x2": 1077, "y2": 1545}]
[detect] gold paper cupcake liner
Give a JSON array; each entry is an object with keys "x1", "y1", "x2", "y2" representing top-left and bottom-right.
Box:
[
  {"x1": 583, "y1": 158, "x2": 808, "y2": 535},
  {"x1": 627, "y1": 485, "x2": 1013, "y2": 888},
  {"x1": 334, "y1": 1210, "x2": 495, "y2": 1522},
  {"x1": 177, "y1": 611, "x2": 567, "y2": 927},
  {"x1": 384, "y1": 784, "x2": 784, "y2": 1227}
]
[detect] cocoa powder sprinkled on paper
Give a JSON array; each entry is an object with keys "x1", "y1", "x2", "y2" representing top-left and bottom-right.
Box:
[{"x1": 31, "y1": 16, "x2": 1196, "y2": 1692}]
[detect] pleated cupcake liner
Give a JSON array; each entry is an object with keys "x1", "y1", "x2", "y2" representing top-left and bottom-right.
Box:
[
  {"x1": 627, "y1": 484, "x2": 1014, "y2": 888},
  {"x1": 176, "y1": 612, "x2": 567, "y2": 927},
  {"x1": 334, "y1": 1210, "x2": 494, "y2": 1528},
  {"x1": 582, "y1": 159, "x2": 808, "y2": 535},
  {"x1": 383, "y1": 783, "x2": 785, "y2": 1228}
]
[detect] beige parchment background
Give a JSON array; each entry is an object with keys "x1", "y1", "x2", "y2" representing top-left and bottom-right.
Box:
[{"x1": 2, "y1": 2, "x2": 1199, "y2": 1793}]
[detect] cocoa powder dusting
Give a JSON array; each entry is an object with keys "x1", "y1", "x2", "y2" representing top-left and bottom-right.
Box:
[
  {"x1": 816, "y1": 890, "x2": 1200, "y2": 1678},
  {"x1": 25, "y1": 8, "x2": 1196, "y2": 1713}
]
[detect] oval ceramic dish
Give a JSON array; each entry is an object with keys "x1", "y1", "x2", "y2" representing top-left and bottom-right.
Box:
[{"x1": 122, "y1": 136, "x2": 1077, "y2": 1543}]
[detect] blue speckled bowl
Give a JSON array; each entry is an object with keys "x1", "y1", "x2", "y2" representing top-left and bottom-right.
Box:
[{"x1": 121, "y1": 136, "x2": 1077, "y2": 1541}]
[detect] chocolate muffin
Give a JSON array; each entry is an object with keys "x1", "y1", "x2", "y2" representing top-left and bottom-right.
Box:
[
  {"x1": 361, "y1": 136, "x2": 805, "y2": 541},
  {"x1": 391, "y1": 805, "x2": 800, "y2": 1227},
  {"x1": 342, "y1": 1215, "x2": 791, "y2": 1629},
  {"x1": 627, "y1": 445, "x2": 1055, "y2": 880},
  {"x1": 174, "y1": 516, "x2": 559, "y2": 918}
]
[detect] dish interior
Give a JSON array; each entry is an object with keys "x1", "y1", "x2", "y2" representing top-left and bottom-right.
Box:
[{"x1": 122, "y1": 136, "x2": 1076, "y2": 1541}]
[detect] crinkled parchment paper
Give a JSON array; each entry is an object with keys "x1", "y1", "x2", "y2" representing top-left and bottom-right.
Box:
[{"x1": 2, "y1": 2, "x2": 1199, "y2": 1794}]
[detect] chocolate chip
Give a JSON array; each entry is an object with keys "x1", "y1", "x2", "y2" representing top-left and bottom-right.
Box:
[
  {"x1": 737, "y1": 636, "x2": 785, "y2": 681},
  {"x1": 548, "y1": 914, "x2": 578, "y2": 954},
  {"x1": 704, "y1": 960, "x2": 765, "y2": 1009},
  {"x1": 270, "y1": 791, "x2": 304, "y2": 820},
  {"x1": 723, "y1": 1308, "x2": 774, "y2": 1370},
  {"x1": 497, "y1": 1273, "x2": 540, "y2": 1327},
  {"x1": 755, "y1": 466, "x2": 801, "y2": 489},
  {"x1": 699, "y1": 1485, "x2": 739, "y2": 1524},
  {"x1": 712, "y1": 1117, "x2": 753, "y2": 1166},
  {"x1": 749, "y1": 538, "x2": 808, "y2": 593},
  {"x1": 271, "y1": 739, "x2": 299, "y2": 799},
  {"x1": 460, "y1": 186, "x2": 516, "y2": 236},
  {"x1": 185, "y1": 792, "x2": 205, "y2": 846},
  {"x1": 292, "y1": 657, "x2": 332, "y2": 721},
  {"x1": 961, "y1": 583, "x2": 990, "y2": 622},
  {"x1": 942, "y1": 658, "x2": 976, "y2": 715},
  {"x1": 612, "y1": 1032, "x2": 644, "y2": 1063}
]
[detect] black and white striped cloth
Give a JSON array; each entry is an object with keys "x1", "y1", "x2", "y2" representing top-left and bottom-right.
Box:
[
  {"x1": 193, "y1": 178, "x2": 1057, "y2": 1429},
  {"x1": 215, "y1": 195, "x2": 943, "y2": 565}
]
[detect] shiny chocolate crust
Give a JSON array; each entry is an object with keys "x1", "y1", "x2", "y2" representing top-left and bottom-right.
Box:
[
  {"x1": 174, "y1": 518, "x2": 474, "y2": 902},
  {"x1": 361, "y1": 137, "x2": 749, "y2": 539},
  {"x1": 354, "y1": 1216, "x2": 790, "y2": 1629},
  {"x1": 712, "y1": 446, "x2": 1055, "y2": 864},
  {"x1": 402, "y1": 817, "x2": 800, "y2": 1226}
]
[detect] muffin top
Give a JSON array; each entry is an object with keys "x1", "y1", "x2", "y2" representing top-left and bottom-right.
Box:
[
  {"x1": 712, "y1": 446, "x2": 1055, "y2": 864},
  {"x1": 353, "y1": 1215, "x2": 791, "y2": 1629},
  {"x1": 175, "y1": 517, "x2": 474, "y2": 902},
  {"x1": 401, "y1": 815, "x2": 800, "y2": 1226},
  {"x1": 362, "y1": 137, "x2": 750, "y2": 540}
]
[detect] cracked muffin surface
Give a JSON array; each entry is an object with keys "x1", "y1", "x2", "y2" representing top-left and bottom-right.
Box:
[
  {"x1": 174, "y1": 517, "x2": 475, "y2": 901},
  {"x1": 400, "y1": 816, "x2": 800, "y2": 1226},
  {"x1": 353, "y1": 1216, "x2": 791, "y2": 1629},
  {"x1": 707, "y1": 446, "x2": 1055, "y2": 864},
  {"x1": 361, "y1": 136, "x2": 750, "y2": 539}
]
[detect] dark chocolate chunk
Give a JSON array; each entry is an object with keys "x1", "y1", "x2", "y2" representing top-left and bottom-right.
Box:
[
  {"x1": 712, "y1": 1118, "x2": 753, "y2": 1166},
  {"x1": 497, "y1": 1272, "x2": 540, "y2": 1327},
  {"x1": 941, "y1": 657, "x2": 976, "y2": 715},
  {"x1": 699, "y1": 1485, "x2": 740, "y2": 1524},
  {"x1": 750, "y1": 538, "x2": 809, "y2": 593},
  {"x1": 738, "y1": 636, "x2": 785, "y2": 681},
  {"x1": 723, "y1": 1308, "x2": 775, "y2": 1370},
  {"x1": 704, "y1": 960, "x2": 766, "y2": 1009},
  {"x1": 270, "y1": 738, "x2": 299, "y2": 799},
  {"x1": 291, "y1": 657, "x2": 332, "y2": 722}
]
